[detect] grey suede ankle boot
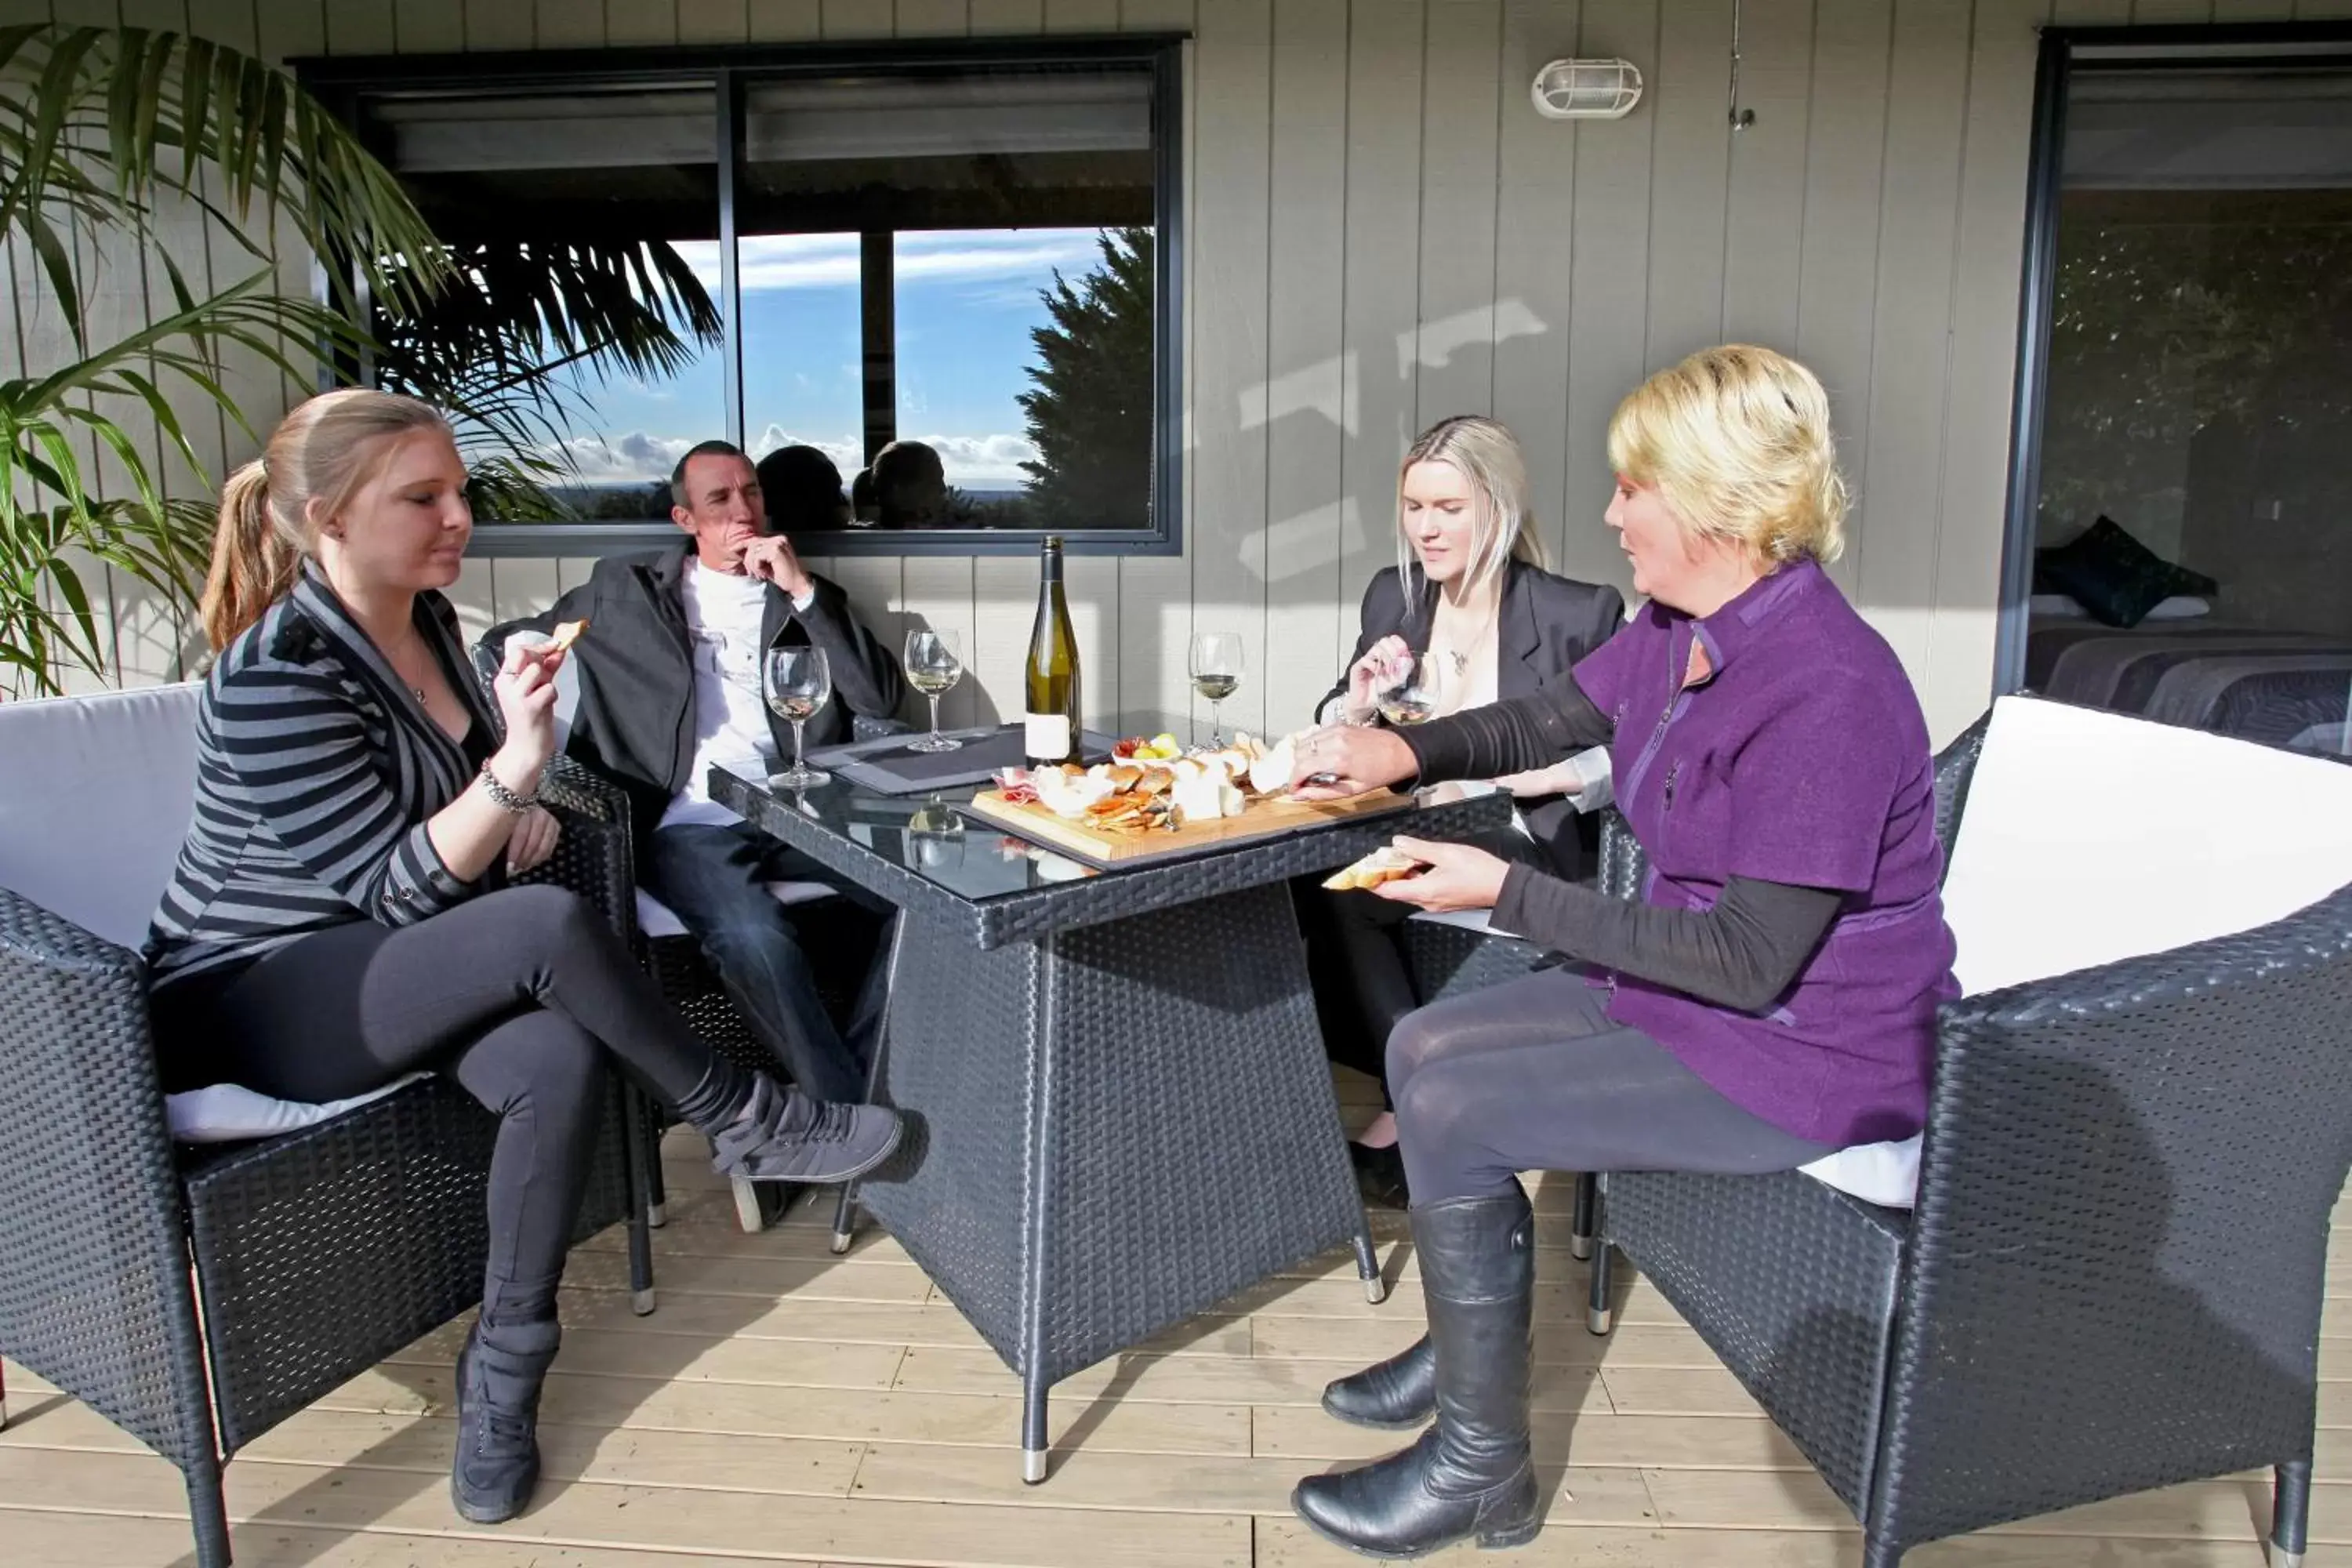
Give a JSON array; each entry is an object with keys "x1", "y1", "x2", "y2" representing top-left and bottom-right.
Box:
[{"x1": 452, "y1": 1317, "x2": 561, "y2": 1525}]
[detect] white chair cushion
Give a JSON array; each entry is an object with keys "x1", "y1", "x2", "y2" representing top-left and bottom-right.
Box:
[
  {"x1": 633, "y1": 882, "x2": 840, "y2": 941},
  {"x1": 0, "y1": 683, "x2": 202, "y2": 949},
  {"x1": 1798, "y1": 695, "x2": 2352, "y2": 1210},
  {"x1": 165, "y1": 1073, "x2": 426, "y2": 1144},
  {"x1": 1407, "y1": 907, "x2": 1519, "y2": 939},
  {"x1": 1943, "y1": 694, "x2": 2352, "y2": 996}
]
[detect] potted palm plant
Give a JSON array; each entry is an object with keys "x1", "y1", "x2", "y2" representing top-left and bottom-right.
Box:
[{"x1": 1, "y1": 24, "x2": 722, "y2": 695}]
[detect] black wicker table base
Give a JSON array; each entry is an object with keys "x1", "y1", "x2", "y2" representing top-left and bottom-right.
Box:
[{"x1": 848, "y1": 881, "x2": 1382, "y2": 1483}]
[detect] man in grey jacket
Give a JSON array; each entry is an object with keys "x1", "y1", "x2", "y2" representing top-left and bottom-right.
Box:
[{"x1": 509, "y1": 440, "x2": 902, "y2": 1107}]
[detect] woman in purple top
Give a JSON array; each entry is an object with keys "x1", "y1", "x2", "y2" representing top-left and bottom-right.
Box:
[{"x1": 1282, "y1": 345, "x2": 1960, "y2": 1559}]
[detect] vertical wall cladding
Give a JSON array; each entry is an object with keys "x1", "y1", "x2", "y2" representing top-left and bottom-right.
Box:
[{"x1": 45, "y1": 0, "x2": 2045, "y2": 743}]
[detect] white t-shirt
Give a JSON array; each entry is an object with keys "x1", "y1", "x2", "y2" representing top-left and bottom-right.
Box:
[{"x1": 659, "y1": 561, "x2": 797, "y2": 830}]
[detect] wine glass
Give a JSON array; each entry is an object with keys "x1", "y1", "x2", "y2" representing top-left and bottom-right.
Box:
[
  {"x1": 1376, "y1": 651, "x2": 1439, "y2": 728},
  {"x1": 763, "y1": 645, "x2": 833, "y2": 789},
  {"x1": 903, "y1": 628, "x2": 965, "y2": 753},
  {"x1": 1189, "y1": 631, "x2": 1244, "y2": 748},
  {"x1": 906, "y1": 793, "x2": 966, "y2": 872}
]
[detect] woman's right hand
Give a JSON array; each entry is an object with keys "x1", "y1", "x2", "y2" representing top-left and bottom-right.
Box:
[
  {"x1": 1289, "y1": 724, "x2": 1418, "y2": 801},
  {"x1": 492, "y1": 638, "x2": 564, "y2": 783},
  {"x1": 1341, "y1": 634, "x2": 1413, "y2": 723}
]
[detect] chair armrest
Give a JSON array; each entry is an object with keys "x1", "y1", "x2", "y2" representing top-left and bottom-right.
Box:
[
  {"x1": 1878, "y1": 880, "x2": 2352, "y2": 1544},
  {"x1": 518, "y1": 756, "x2": 637, "y2": 943},
  {"x1": 0, "y1": 886, "x2": 216, "y2": 1468},
  {"x1": 855, "y1": 713, "x2": 913, "y2": 741}
]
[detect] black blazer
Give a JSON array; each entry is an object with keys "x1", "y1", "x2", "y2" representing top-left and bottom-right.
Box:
[{"x1": 1316, "y1": 559, "x2": 1624, "y2": 877}]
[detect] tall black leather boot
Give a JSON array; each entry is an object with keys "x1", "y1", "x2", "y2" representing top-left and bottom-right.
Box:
[
  {"x1": 1291, "y1": 1187, "x2": 1541, "y2": 1558},
  {"x1": 1321, "y1": 1333, "x2": 1435, "y2": 1430},
  {"x1": 452, "y1": 1317, "x2": 561, "y2": 1524}
]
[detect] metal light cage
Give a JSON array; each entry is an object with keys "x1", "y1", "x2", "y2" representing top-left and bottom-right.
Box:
[{"x1": 1530, "y1": 58, "x2": 1645, "y2": 121}]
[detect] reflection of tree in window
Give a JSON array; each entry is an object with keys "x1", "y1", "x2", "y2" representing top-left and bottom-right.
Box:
[{"x1": 1019, "y1": 227, "x2": 1154, "y2": 534}]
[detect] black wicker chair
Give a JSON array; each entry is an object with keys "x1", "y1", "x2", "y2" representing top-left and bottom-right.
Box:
[
  {"x1": 0, "y1": 753, "x2": 650, "y2": 1568},
  {"x1": 1548, "y1": 712, "x2": 2350, "y2": 1567}
]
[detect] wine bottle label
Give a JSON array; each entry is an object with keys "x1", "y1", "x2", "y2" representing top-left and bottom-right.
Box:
[{"x1": 1024, "y1": 712, "x2": 1072, "y2": 760}]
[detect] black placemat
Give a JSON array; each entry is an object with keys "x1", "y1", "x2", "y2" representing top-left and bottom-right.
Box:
[{"x1": 810, "y1": 726, "x2": 1120, "y2": 795}]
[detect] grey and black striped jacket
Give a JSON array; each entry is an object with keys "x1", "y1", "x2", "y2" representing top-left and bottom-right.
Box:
[{"x1": 145, "y1": 564, "x2": 500, "y2": 989}]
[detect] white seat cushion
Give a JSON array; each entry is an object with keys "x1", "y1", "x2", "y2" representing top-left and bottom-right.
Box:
[
  {"x1": 0, "y1": 682, "x2": 202, "y2": 949},
  {"x1": 1799, "y1": 694, "x2": 2352, "y2": 1209},
  {"x1": 634, "y1": 882, "x2": 840, "y2": 941},
  {"x1": 1407, "y1": 906, "x2": 1519, "y2": 939},
  {"x1": 166, "y1": 1073, "x2": 426, "y2": 1144}
]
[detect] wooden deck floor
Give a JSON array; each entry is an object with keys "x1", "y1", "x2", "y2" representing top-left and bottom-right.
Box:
[{"x1": 6, "y1": 1084, "x2": 2350, "y2": 1567}]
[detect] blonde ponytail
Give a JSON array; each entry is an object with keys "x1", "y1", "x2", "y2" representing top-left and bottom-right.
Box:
[
  {"x1": 201, "y1": 460, "x2": 302, "y2": 652},
  {"x1": 197, "y1": 389, "x2": 453, "y2": 651}
]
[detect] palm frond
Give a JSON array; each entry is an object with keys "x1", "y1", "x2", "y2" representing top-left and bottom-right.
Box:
[{"x1": 1, "y1": 24, "x2": 452, "y2": 334}]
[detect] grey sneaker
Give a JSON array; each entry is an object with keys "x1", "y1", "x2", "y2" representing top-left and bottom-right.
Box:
[{"x1": 709, "y1": 1075, "x2": 903, "y2": 1185}]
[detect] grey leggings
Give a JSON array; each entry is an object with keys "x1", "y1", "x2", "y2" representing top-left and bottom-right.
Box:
[{"x1": 1388, "y1": 966, "x2": 1836, "y2": 1204}]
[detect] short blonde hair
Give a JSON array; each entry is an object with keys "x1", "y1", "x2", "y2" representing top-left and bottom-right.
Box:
[
  {"x1": 1396, "y1": 416, "x2": 1547, "y2": 601},
  {"x1": 1606, "y1": 345, "x2": 1848, "y2": 568}
]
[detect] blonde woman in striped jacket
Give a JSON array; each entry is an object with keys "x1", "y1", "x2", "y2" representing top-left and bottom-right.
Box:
[{"x1": 144, "y1": 390, "x2": 901, "y2": 1527}]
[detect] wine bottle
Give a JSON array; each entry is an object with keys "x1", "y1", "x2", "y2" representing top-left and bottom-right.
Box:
[{"x1": 1024, "y1": 535, "x2": 1083, "y2": 765}]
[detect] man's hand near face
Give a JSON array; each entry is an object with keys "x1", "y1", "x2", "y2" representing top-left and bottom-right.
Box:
[{"x1": 739, "y1": 534, "x2": 815, "y2": 603}]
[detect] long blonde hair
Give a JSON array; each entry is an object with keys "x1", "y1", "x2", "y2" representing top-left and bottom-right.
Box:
[
  {"x1": 1606, "y1": 345, "x2": 1849, "y2": 568},
  {"x1": 201, "y1": 389, "x2": 452, "y2": 650},
  {"x1": 1396, "y1": 416, "x2": 1547, "y2": 607}
]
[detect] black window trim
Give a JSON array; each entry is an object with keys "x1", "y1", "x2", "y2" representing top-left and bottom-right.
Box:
[
  {"x1": 296, "y1": 34, "x2": 1189, "y2": 560},
  {"x1": 1997, "y1": 19, "x2": 2352, "y2": 694}
]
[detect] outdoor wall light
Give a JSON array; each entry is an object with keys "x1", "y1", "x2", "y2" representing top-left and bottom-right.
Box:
[{"x1": 1529, "y1": 58, "x2": 1644, "y2": 121}]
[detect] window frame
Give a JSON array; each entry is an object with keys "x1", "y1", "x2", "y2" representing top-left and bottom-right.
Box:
[
  {"x1": 297, "y1": 34, "x2": 1188, "y2": 560},
  {"x1": 1997, "y1": 20, "x2": 2352, "y2": 693}
]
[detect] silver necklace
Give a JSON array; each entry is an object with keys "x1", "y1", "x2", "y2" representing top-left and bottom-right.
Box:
[{"x1": 1432, "y1": 595, "x2": 1498, "y2": 678}]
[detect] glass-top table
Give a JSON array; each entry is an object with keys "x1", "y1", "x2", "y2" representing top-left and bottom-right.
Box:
[
  {"x1": 707, "y1": 728, "x2": 1513, "y2": 1483},
  {"x1": 710, "y1": 726, "x2": 1512, "y2": 950}
]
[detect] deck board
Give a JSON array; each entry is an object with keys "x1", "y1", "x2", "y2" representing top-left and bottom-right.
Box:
[{"x1": 2, "y1": 1131, "x2": 2344, "y2": 1566}]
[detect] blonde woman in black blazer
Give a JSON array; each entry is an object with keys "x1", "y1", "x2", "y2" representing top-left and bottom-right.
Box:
[{"x1": 1298, "y1": 416, "x2": 1623, "y2": 1208}]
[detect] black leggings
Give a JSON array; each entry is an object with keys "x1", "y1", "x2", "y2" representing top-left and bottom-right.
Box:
[
  {"x1": 1388, "y1": 966, "x2": 1837, "y2": 1204},
  {"x1": 151, "y1": 887, "x2": 744, "y2": 1326}
]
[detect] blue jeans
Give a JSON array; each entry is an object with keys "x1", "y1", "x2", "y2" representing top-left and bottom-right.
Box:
[{"x1": 644, "y1": 821, "x2": 890, "y2": 1105}]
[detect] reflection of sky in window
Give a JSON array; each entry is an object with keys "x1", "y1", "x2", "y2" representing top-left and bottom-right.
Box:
[{"x1": 534, "y1": 228, "x2": 1116, "y2": 496}]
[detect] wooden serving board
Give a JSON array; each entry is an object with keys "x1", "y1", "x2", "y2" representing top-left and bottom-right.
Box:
[{"x1": 964, "y1": 786, "x2": 1413, "y2": 866}]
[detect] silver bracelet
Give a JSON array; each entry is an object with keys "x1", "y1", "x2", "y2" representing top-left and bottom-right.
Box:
[{"x1": 477, "y1": 760, "x2": 539, "y2": 815}]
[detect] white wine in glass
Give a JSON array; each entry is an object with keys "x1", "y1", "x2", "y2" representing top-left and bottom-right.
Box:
[
  {"x1": 1377, "y1": 652, "x2": 1438, "y2": 727},
  {"x1": 1189, "y1": 632, "x2": 1244, "y2": 747},
  {"x1": 763, "y1": 645, "x2": 833, "y2": 789},
  {"x1": 903, "y1": 628, "x2": 965, "y2": 753}
]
